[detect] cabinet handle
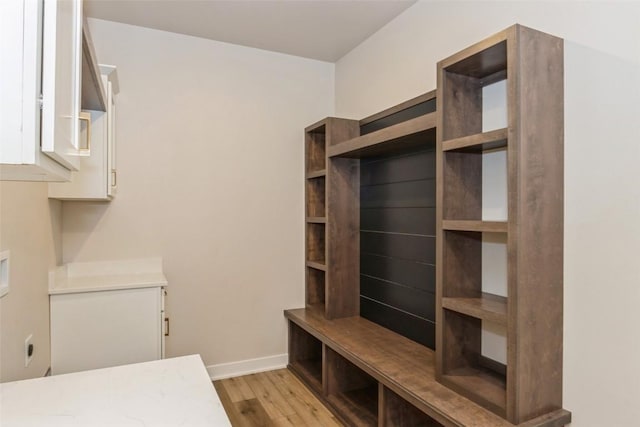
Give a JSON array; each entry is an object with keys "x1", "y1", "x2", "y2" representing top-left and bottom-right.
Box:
[
  {"x1": 111, "y1": 169, "x2": 117, "y2": 187},
  {"x1": 78, "y1": 112, "x2": 91, "y2": 155},
  {"x1": 164, "y1": 317, "x2": 170, "y2": 336}
]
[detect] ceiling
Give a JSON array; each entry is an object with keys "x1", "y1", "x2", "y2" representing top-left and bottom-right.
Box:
[{"x1": 84, "y1": 0, "x2": 417, "y2": 62}]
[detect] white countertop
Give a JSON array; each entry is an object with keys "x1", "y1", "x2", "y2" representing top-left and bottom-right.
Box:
[
  {"x1": 0, "y1": 355, "x2": 231, "y2": 427},
  {"x1": 49, "y1": 257, "x2": 168, "y2": 295}
]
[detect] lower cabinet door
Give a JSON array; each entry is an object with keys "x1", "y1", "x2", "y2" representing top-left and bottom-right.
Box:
[{"x1": 50, "y1": 287, "x2": 163, "y2": 375}]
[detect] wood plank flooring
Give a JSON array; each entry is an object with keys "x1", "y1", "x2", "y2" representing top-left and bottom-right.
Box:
[{"x1": 214, "y1": 369, "x2": 343, "y2": 427}]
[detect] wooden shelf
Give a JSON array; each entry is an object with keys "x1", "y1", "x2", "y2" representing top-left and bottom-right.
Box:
[
  {"x1": 440, "y1": 34, "x2": 507, "y2": 80},
  {"x1": 442, "y1": 220, "x2": 507, "y2": 233},
  {"x1": 441, "y1": 366, "x2": 506, "y2": 417},
  {"x1": 442, "y1": 293, "x2": 507, "y2": 326},
  {"x1": 306, "y1": 217, "x2": 326, "y2": 224},
  {"x1": 328, "y1": 113, "x2": 436, "y2": 158},
  {"x1": 442, "y1": 128, "x2": 508, "y2": 152},
  {"x1": 306, "y1": 169, "x2": 326, "y2": 179},
  {"x1": 306, "y1": 261, "x2": 326, "y2": 271}
]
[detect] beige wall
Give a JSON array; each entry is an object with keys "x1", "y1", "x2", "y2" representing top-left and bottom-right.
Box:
[
  {"x1": 61, "y1": 19, "x2": 334, "y2": 367},
  {"x1": 335, "y1": 2, "x2": 640, "y2": 426},
  {"x1": 0, "y1": 182, "x2": 61, "y2": 382}
]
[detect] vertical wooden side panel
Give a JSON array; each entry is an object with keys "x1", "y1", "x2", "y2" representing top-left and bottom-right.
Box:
[
  {"x1": 326, "y1": 119, "x2": 360, "y2": 319},
  {"x1": 505, "y1": 25, "x2": 520, "y2": 422},
  {"x1": 509, "y1": 26, "x2": 564, "y2": 424},
  {"x1": 378, "y1": 383, "x2": 386, "y2": 427},
  {"x1": 435, "y1": 64, "x2": 445, "y2": 380}
]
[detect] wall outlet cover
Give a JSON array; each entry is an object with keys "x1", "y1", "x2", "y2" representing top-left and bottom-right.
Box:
[{"x1": 25, "y1": 334, "x2": 34, "y2": 367}]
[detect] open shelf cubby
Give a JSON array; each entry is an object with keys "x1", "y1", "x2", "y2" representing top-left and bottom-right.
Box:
[
  {"x1": 306, "y1": 267, "x2": 325, "y2": 309},
  {"x1": 440, "y1": 309, "x2": 507, "y2": 417},
  {"x1": 306, "y1": 222, "x2": 325, "y2": 264},
  {"x1": 325, "y1": 346, "x2": 378, "y2": 426},
  {"x1": 381, "y1": 386, "x2": 444, "y2": 427},
  {"x1": 306, "y1": 176, "x2": 326, "y2": 218},
  {"x1": 288, "y1": 322, "x2": 323, "y2": 393},
  {"x1": 306, "y1": 125, "x2": 326, "y2": 174}
]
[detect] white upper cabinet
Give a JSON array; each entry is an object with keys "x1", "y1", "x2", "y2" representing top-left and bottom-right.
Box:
[
  {"x1": 0, "y1": 0, "x2": 105, "y2": 182},
  {"x1": 40, "y1": 0, "x2": 83, "y2": 171},
  {"x1": 49, "y1": 66, "x2": 119, "y2": 201}
]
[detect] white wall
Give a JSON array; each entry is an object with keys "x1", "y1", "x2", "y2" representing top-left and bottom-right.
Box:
[
  {"x1": 61, "y1": 19, "x2": 334, "y2": 370},
  {"x1": 335, "y1": 1, "x2": 640, "y2": 426},
  {"x1": 0, "y1": 183, "x2": 61, "y2": 382}
]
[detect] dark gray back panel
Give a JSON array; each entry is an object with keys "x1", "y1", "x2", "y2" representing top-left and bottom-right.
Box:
[{"x1": 360, "y1": 147, "x2": 436, "y2": 349}]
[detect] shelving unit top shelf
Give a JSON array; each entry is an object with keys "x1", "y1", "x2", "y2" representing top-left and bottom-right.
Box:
[
  {"x1": 328, "y1": 112, "x2": 436, "y2": 158},
  {"x1": 439, "y1": 28, "x2": 508, "y2": 78}
]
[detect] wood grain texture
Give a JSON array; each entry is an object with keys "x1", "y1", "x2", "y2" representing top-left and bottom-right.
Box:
[
  {"x1": 442, "y1": 127, "x2": 508, "y2": 152},
  {"x1": 442, "y1": 220, "x2": 508, "y2": 233},
  {"x1": 306, "y1": 223, "x2": 325, "y2": 263},
  {"x1": 285, "y1": 308, "x2": 569, "y2": 427},
  {"x1": 305, "y1": 261, "x2": 326, "y2": 272},
  {"x1": 324, "y1": 119, "x2": 360, "y2": 319},
  {"x1": 325, "y1": 346, "x2": 378, "y2": 426},
  {"x1": 306, "y1": 217, "x2": 326, "y2": 224},
  {"x1": 381, "y1": 385, "x2": 444, "y2": 427},
  {"x1": 306, "y1": 130, "x2": 326, "y2": 174},
  {"x1": 288, "y1": 322, "x2": 323, "y2": 393},
  {"x1": 306, "y1": 267, "x2": 325, "y2": 307},
  {"x1": 439, "y1": 29, "x2": 508, "y2": 77},
  {"x1": 507, "y1": 25, "x2": 565, "y2": 424},
  {"x1": 328, "y1": 114, "x2": 436, "y2": 158},
  {"x1": 442, "y1": 293, "x2": 507, "y2": 325},
  {"x1": 305, "y1": 177, "x2": 325, "y2": 217},
  {"x1": 436, "y1": 24, "x2": 567, "y2": 425},
  {"x1": 360, "y1": 91, "x2": 436, "y2": 126},
  {"x1": 215, "y1": 368, "x2": 343, "y2": 427},
  {"x1": 305, "y1": 169, "x2": 326, "y2": 179}
]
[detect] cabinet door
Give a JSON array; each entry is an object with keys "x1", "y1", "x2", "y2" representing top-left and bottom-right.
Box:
[
  {"x1": 41, "y1": 0, "x2": 82, "y2": 171},
  {"x1": 0, "y1": 0, "x2": 42, "y2": 164},
  {"x1": 107, "y1": 80, "x2": 117, "y2": 196},
  {"x1": 50, "y1": 287, "x2": 163, "y2": 375}
]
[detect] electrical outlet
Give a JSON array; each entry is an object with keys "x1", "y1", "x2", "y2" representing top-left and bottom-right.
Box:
[{"x1": 24, "y1": 334, "x2": 34, "y2": 367}]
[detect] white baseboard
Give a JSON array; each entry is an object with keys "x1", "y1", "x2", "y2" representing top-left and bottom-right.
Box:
[{"x1": 207, "y1": 353, "x2": 288, "y2": 381}]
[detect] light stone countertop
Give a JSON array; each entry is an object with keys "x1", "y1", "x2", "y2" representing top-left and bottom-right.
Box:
[
  {"x1": 49, "y1": 257, "x2": 168, "y2": 295},
  {"x1": 0, "y1": 355, "x2": 232, "y2": 426}
]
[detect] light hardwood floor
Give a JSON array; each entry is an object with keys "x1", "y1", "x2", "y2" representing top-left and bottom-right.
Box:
[{"x1": 214, "y1": 368, "x2": 343, "y2": 427}]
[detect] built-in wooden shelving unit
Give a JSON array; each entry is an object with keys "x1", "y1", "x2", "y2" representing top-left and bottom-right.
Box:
[
  {"x1": 436, "y1": 24, "x2": 565, "y2": 424},
  {"x1": 292, "y1": 23, "x2": 569, "y2": 427}
]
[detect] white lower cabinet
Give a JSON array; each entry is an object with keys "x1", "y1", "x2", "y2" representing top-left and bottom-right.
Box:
[
  {"x1": 49, "y1": 258, "x2": 168, "y2": 375},
  {"x1": 50, "y1": 286, "x2": 165, "y2": 375},
  {"x1": 49, "y1": 66, "x2": 118, "y2": 200}
]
